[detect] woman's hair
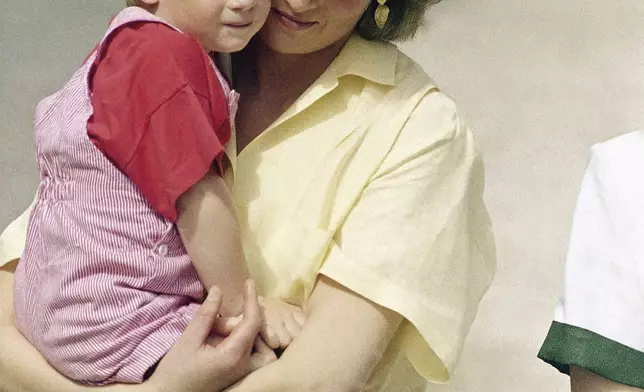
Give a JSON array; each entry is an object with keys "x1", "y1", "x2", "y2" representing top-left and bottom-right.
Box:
[
  {"x1": 124, "y1": 0, "x2": 436, "y2": 42},
  {"x1": 356, "y1": 0, "x2": 441, "y2": 42}
]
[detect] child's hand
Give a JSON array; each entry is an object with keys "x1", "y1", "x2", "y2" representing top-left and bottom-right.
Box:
[{"x1": 258, "y1": 297, "x2": 307, "y2": 350}]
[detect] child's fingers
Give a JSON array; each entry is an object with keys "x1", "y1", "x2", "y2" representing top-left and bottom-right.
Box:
[
  {"x1": 259, "y1": 324, "x2": 281, "y2": 350},
  {"x1": 271, "y1": 321, "x2": 292, "y2": 349},
  {"x1": 253, "y1": 336, "x2": 275, "y2": 356},
  {"x1": 218, "y1": 280, "x2": 262, "y2": 355},
  {"x1": 180, "y1": 287, "x2": 223, "y2": 348},
  {"x1": 283, "y1": 313, "x2": 302, "y2": 340},
  {"x1": 291, "y1": 310, "x2": 307, "y2": 328}
]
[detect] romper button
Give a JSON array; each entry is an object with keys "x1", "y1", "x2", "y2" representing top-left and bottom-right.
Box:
[{"x1": 157, "y1": 244, "x2": 169, "y2": 257}]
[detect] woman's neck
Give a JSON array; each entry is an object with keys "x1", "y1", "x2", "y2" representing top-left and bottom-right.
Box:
[
  {"x1": 234, "y1": 35, "x2": 350, "y2": 102},
  {"x1": 231, "y1": 35, "x2": 351, "y2": 153}
]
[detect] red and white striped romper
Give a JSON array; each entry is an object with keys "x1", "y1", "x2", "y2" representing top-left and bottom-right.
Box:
[{"x1": 13, "y1": 8, "x2": 238, "y2": 384}]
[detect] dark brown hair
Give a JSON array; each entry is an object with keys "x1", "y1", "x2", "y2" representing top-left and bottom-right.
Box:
[{"x1": 356, "y1": 0, "x2": 441, "y2": 41}]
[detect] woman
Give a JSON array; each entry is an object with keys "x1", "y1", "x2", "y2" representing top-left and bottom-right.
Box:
[
  {"x1": 0, "y1": 0, "x2": 496, "y2": 390},
  {"x1": 538, "y1": 131, "x2": 644, "y2": 392}
]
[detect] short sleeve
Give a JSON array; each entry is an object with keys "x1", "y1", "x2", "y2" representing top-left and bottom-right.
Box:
[
  {"x1": 318, "y1": 92, "x2": 496, "y2": 382},
  {"x1": 0, "y1": 198, "x2": 36, "y2": 267},
  {"x1": 88, "y1": 23, "x2": 231, "y2": 222},
  {"x1": 538, "y1": 131, "x2": 644, "y2": 388},
  {"x1": 120, "y1": 86, "x2": 228, "y2": 222}
]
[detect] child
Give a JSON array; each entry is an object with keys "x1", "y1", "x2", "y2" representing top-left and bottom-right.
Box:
[{"x1": 13, "y1": 0, "x2": 303, "y2": 385}]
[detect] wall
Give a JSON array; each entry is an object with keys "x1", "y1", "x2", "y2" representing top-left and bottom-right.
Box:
[{"x1": 2, "y1": 1, "x2": 644, "y2": 390}]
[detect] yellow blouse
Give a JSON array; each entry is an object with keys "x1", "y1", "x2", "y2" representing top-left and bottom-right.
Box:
[{"x1": 0, "y1": 34, "x2": 496, "y2": 391}]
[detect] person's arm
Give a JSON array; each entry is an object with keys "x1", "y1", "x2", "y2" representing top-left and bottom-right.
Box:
[
  {"x1": 0, "y1": 259, "x2": 17, "y2": 325},
  {"x1": 538, "y1": 133, "x2": 644, "y2": 389},
  {"x1": 176, "y1": 170, "x2": 306, "y2": 346},
  {"x1": 228, "y1": 91, "x2": 494, "y2": 391},
  {"x1": 571, "y1": 366, "x2": 644, "y2": 392},
  {"x1": 176, "y1": 169, "x2": 249, "y2": 316},
  {"x1": 0, "y1": 260, "x2": 151, "y2": 392},
  {"x1": 225, "y1": 275, "x2": 403, "y2": 392},
  {"x1": 0, "y1": 327, "x2": 153, "y2": 392}
]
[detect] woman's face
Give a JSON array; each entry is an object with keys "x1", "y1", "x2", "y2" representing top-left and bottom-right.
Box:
[{"x1": 259, "y1": 0, "x2": 371, "y2": 54}]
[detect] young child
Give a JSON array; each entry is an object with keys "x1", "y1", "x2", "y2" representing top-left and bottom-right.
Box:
[{"x1": 13, "y1": 0, "x2": 303, "y2": 385}]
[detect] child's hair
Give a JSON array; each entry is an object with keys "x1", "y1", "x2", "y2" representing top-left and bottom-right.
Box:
[{"x1": 125, "y1": 0, "x2": 139, "y2": 6}]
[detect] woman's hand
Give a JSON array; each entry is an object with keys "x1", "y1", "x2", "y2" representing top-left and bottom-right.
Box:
[
  {"x1": 224, "y1": 276, "x2": 403, "y2": 392},
  {"x1": 147, "y1": 280, "x2": 276, "y2": 392},
  {"x1": 0, "y1": 266, "x2": 275, "y2": 392}
]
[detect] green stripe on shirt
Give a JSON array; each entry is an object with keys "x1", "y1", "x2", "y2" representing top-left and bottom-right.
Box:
[{"x1": 539, "y1": 321, "x2": 644, "y2": 388}]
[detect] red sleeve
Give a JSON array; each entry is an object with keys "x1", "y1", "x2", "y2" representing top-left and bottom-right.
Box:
[{"x1": 87, "y1": 22, "x2": 231, "y2": 222}]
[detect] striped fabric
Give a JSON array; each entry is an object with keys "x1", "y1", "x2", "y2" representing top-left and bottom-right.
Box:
[{"x1": 13, "y1": 8, "x2": 238, "y2": 384}]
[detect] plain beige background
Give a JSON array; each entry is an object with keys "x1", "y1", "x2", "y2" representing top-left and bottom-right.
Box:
[{"x1": 1, "y1": 1, "x2": 643, "y2": 391}]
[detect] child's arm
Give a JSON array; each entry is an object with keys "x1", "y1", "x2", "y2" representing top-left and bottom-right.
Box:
[
  {"x1": 176, "y1": 169, "x2": 249, "y2": 317},
  {"x1": 176, "y1": 169, "x2": 307, "y2": 343}
]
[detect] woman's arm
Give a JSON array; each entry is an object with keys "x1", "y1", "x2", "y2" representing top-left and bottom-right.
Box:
[
  {"x1": 225, "y1": 275, "x2": 403, "y2": 392},
  {"x1": 0, "y1": 259, "x2": 17, "y2": 325},
  {"x1": 0, "y1": 261, "x2": 152, "y2": 392},
  {"x1": 571, "y1": 366, "x2": 644, "y2": 392},
  {"x1": 228, "y1": 91, "x2": 494, "y2": 392}
]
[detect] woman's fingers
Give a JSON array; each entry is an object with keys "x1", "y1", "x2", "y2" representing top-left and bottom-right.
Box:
[
  {"x1": 213, "y1": 315, "x2": 243, "y2": 336},
  {"x1": 180, "y1": 286, "x2": 223, "y2": 348},
  {"x1": 219, "y1": 280, "x2": 262, "y2": 354}
]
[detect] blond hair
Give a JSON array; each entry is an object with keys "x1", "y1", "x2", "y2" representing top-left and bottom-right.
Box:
[{"x1": 125, "y1": 0, "x2": 139, "y2": 6}]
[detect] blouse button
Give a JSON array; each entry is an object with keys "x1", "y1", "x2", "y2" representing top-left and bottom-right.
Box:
[{"x1": 157, "y1": 244, "x2": 169, "y2": 257}]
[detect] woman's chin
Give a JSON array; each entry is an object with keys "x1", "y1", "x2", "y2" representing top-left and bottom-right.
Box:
[{"x1": 259, "y1": 26, "x2": 322, "y2": 55}]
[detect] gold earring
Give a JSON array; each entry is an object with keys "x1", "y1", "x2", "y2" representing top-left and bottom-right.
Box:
[{"x1": 375, "y1": 0, "x2": 390, "y2": 29}]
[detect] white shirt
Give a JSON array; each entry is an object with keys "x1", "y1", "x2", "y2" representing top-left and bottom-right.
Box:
[{"x1": 539, "y1": 130, "x2": 644, "y2": 387}]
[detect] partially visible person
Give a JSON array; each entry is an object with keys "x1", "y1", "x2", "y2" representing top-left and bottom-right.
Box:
[
  {"x1": 539, "y1": 131, "x2": 644, "y2": 391},
  {"x1": 0, "y1": 0, "x2": 497, "y2": 390}
]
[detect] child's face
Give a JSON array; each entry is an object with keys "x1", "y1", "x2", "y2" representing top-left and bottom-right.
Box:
[{"x1": 154, "y1": 0, "x2": 271, "y2": 52}]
